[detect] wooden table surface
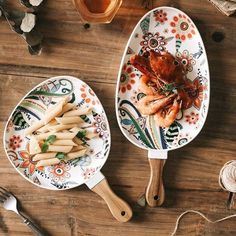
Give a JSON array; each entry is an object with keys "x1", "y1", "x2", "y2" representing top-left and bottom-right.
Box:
[{"x1": 0, "y1": 0, "x2": 236, "y2": 235}]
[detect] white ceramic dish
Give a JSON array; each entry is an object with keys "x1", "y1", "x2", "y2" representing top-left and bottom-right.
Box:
[
  {"x1": 116, "y1": 7, "x2": 210, "y2": 207},
  {"x1": 4, "y1": 76, "x2": 132, "y2": 222}
]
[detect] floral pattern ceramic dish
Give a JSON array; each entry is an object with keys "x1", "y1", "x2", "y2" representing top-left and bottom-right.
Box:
[
  {"x1": 116, "y1": 7, "x2": 210, "y2": 151},
  {"x1": 4, "y1": 76, "x2": 111, "y2": 190},
  {"x1": 116, "y1": 6, "x2": 210, "y2": 207}
]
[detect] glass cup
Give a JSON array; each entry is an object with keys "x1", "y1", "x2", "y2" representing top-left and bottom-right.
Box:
[{"x1": 72, "y1": 0, "x2": 123, "y2": 24}]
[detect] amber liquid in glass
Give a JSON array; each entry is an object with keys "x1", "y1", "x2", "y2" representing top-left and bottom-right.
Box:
[
  {"x1": 83, "y1": 0, "x2": 111, "y2": 13},
  {"x1": 73, "y1": 0, "x2": 122, "y2": 23}
]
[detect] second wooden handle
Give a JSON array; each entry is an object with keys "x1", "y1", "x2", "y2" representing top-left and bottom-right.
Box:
[
  {"x1": 146, "y1": 159, "x2": 165, "y2": 207},
  {"x1": 91, "y1": 178, "x2": 133, "y2": 222}
]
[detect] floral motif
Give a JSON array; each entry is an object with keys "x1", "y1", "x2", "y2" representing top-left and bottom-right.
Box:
[
  {"x1": 82, "y1": 168, "x2": 96, "y2": 180},
  {"x1": 93, "y1": 113, "x2": 109, "y2": 139},
  {"x1": 130, "y1": 90, "x2": 139, "y2": 105},
  {"x1": 191, "y1": 77, "x2": 206, "y2": 110},
  {"x1": 119, "y1": 64, "x2": 136, "y2": 93},
  {"x1": 176, "y1": 50, "x2": 196, "y2": 72},
  {"x1": 19, "y1": 150, "x2": 43, "y2": 175},
  {"x1": 185, "y1": 112, "x2": 199, "y2": 125},
  {"x1": 48, "y1": 163, "x2": 71, "y2": 182},
  {"x1": 9, "y1": 135, "x2": 23, "y2": 150},
  {"x1": 80, "y1": 84, "x2": 99, "y2": 105},
  {"x1": 170, "y1": 14, "x2": 195, "y2": 40},
  {"x1": 172, "y1": 133, "x2": 191, "y2": 147},
  {"x1": 154, "y1": 9, "x2": 167, "y2": 24},
  {"x1": 140, "y1": 32, "x2": 166, "y2": 53}
]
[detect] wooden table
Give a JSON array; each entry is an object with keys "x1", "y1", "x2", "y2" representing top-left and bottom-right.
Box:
[{"x1": 0, "y1": 0, "x2": 236, "y2": 235}]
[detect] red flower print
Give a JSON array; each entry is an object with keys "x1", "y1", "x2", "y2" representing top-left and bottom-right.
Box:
[
  {"x1": 185, "y1": 112, "x2": 199, "y2": 125},
  {"x1": 183, "y1": 77, "x2": 206, "y2": 110},
  {"x1": 192, "y1": 77, "x2": 205, "y2": 109},
  {"x1": 140, "y1": 32, "x2": 166, "y2": 53},
  {"x1": 176, "y1": 50, "x2": 196, "y2": 72},
  {"x1": 19, "y1": 150, "x2": 44, "y2": 175},
  {"x1": 48, "y1": 163, "x2": 71, "y2": 182},
  {"x1": 9, "y1": 135, "x2": 23, "y2": 150},
  {"x1": 154, "y1": 9, "x2": 167, "y2": 24},
  {"x1": 119, "y1": 64, "x2": 136, "y2": 93},
  {"x1": 82, "y1": 168, "x2": 96, "y2": 180},
  {"x1": 170, "y1": 13, "x2": 195, "y2": 40}
]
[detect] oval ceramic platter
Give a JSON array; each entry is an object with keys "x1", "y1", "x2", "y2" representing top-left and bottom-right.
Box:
[
  {"x1": 4, "y1": 76, "x2": 111, "y2": 190},
  {"x1": 116, "y1": 7, "x2": 210, "y2": 207},
  {"x1": 116, "y1": 6, "x2": 210, "y2": 152}
]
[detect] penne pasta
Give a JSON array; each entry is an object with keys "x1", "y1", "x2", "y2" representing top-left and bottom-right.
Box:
[
  {"x1": 35, "y1": 132, "x2": 76, "y2": 141},
  {"x1": 53, "y1": 140, "x2": 77, "y2": 146},
  {"x1": 44, "y1": 96, "x2": 69, "y2": 124},
  {"x1": 29, "y1": 136, "x2": 41, "y2": 155},
  {"x1": 55, "y1": 116, "x2": 83, "y2": 125},
  {"x1": 71, "y1": 145, "x2": 86, "y2": 152},
  {"x1": 63, "y1": 107, "x2": 92, "y2": 117},
  {"x1": 36, "y1": 158, "x2": 60, "y2": 167},
  {"x1": 33, "y1": 153, "x2": 57, "y2": 161},
  {"x1": 70, "y1": 127, "x2": 81, "y2": 134},
  {"x1": 25, "y1": 98, "x2": 96, "y2": 167},
  {"x1": 48, "y1": 124, "x2": 79, "y2": 132},
  {"x1": 24, "y1": 120, "x2": 44, "y2": 136},
  {"x1": 25, "y1": 97, "x2": 68, "y2": 135},
  {"x1": 57, "y1": 103, "x2": 75, "y2": 117},
  {"x1": 37, "y1": 120, "x2": 57, "y2": 133},
  {"x1": 73, "y1": 137, "x2": 84, "y2": 145},
  {"x1": 47, "y1": 145, "x2": 73, "y2": 153},
  {"x1": 65, "y1": 149, "x2": 87, "y2": 162}
]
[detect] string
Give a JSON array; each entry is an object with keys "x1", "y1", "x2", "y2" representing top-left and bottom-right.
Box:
[
  {"x1": 171, "y1": 160, "x2": 236, "y2": 235},
  {"x1": 171, "y1": 210, "x2": 236, "y2": 236}
]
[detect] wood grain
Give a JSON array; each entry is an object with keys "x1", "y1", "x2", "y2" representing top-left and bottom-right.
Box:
[
  {"x1": 91, "y1": 178, "x2": 133, "y2": 222},
  {"x1": 0, "y1": 0, "x2": 236, "y2": 235},
  {"x1": 146, "y1": 159, "x2": 165, "y2": 207}
]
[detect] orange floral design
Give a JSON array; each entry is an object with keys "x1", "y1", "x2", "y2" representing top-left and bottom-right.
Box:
[
  {"x1": 119, "y1": 64, "x2": 136, "y2": 93},
  {"x1": 19, "y1": 150, "x2": 44, "y2": 175},
  {"x1": 80, "y1": 84, "x2": 99, "y2": 106},
  {"x1": 170, "y1": 13, "x2": 195, "y2": 40},
  {"x1": 48, "y1": 163, "x2": 71, "y2": 182}
]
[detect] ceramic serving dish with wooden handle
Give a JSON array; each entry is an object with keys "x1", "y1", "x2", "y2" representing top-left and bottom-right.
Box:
[
  {"x1": 4, "y1": 76, "x2": 132, "y2": 221},
  {"x1": 115, "y1": 7, "x2": 210, "y2": 207}
]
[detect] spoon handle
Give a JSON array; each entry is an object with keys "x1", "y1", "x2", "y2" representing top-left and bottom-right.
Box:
[{"x1": 146, "y1": 159, "x2": 165, "y2": 207}]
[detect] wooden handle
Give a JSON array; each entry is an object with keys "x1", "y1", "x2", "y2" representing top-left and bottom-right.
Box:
[
  {"x1": 146, "y1": 159, "x2": 165, "y2": 207},
  {"x1": 91, "y1": 178, "x2": 133, "y2": 222}
]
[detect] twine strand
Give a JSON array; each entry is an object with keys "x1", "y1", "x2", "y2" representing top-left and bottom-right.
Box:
[{"x1": 171, "y1": 160, "x2": 236, "y2": 235}]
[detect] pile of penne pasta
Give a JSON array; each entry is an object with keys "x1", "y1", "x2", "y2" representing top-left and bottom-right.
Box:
[{"x1": 24, "y1": 96, "x2": 97, "y2": 167}]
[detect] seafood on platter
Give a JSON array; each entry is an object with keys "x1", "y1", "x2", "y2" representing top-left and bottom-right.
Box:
[{"x1": 130, "y1": 50, "x2": 198, "y2": 127}]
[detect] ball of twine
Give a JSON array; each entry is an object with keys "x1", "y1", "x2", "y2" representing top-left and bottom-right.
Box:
[{"x1": 219, "y1": 160, "x2": 236, "y2": 193}]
